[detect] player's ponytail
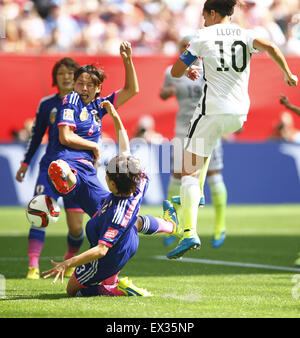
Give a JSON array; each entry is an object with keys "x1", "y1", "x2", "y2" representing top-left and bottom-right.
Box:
[{"x1": 203, "y1": 0, "x2": 238, "y2": 17}]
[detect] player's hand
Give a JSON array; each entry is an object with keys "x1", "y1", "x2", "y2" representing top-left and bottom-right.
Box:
[
  {"x1": 279, "y1": 95, "x2": 290, "y2": 107},
  {"x1": 42, "y1": 260, "x2": 67, "y2": 284},
  {"x1": 16, "y1": 164, "x2": 28, "y2": 182},
  {"x1": 285, "y1": 74, "x2": 298, "y2": 87},
  {"x1": 100, "y1": 100, "x2": 117, "y2": 118},
  {"x1": 120, "y1": 41, "x2": 132, "y2": 59},
  {"x1": 185, "y1": 65, "x2": 201, "y2": 81}
]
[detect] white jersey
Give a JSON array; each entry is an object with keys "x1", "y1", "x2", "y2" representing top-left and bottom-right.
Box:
[
  {"x1": 187, "y1": 23, "x2": 259, "y2": 116},
  {"x1": 162, "y1": 64, "x2": 205, "y2": 137}
]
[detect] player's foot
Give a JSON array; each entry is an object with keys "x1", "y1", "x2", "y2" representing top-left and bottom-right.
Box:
[
  {"x1": 163, "y1": 200, "x2": 181, "y2": 237},
  {"x1": 64, "y1": 266, "x2": 75, "y2": 278},
  {"x1": 294, "y1": 253, "x2": 300, "y2": 267},
  {"x1": 48, "y1": 160, "x2": 69, "y2": 194},
  {"x1": 167, "y1": 234, "x2": 201, "y2": 260},
  {"x1": 212, "y1": 231, "x2": 226, "y2": 248},
  {"x1": 117, "y1": 277, "x2": 152, "y2": 297},
  {"x1": 26, "y1": 267, "x2": 40, "y2": 280},
  {"x1": 171, "y1": 195, "x2": 205, "y2": 207}
]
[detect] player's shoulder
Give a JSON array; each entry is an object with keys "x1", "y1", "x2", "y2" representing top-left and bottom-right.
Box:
[
  {"x1": 36, "y1": 94, "x2": 59, "y2": 114},
  {"x1": 39, "y1": 93, "x2": 58, "y2": 107},
  {"x1": 62, "y1": 91, "x2": 81, "y2": 107},
  {"x1": 165, "y1": 65, "x2": 173, "y2": 76}
]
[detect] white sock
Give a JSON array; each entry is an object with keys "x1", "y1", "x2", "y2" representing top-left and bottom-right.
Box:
[{"x1": 180, "y1": 175, "x2": 201, "y2": 236}]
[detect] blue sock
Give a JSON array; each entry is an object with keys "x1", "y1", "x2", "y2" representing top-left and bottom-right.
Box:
[
  {"x1": 65, "y1": 231, "x2": 84, "y2": 259},
  {"x1": 139, "y1": 215, "x2": 159, "y2": 235},
  {"x1": 67, "y1": 231, "x2": 84, "y2": 249},
  {"x1": 28, "y1": 226, "x2": 46, "y2": 242}
]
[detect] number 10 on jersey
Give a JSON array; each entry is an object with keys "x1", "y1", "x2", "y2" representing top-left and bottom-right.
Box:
[{"x1": 215, "y1": 40, "x2": 247, "y2": 73}]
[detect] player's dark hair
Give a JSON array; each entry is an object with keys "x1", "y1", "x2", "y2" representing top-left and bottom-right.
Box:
[
  {"x1": 74, "y1": 64, "x2": 107, "y2": 98},
  {"x1": 106, "y1": 155, "x2": 142, "y2": 196},
  {"x1": 52, "y1": 57, "x2": 79, "y2": 87},
  {"x1": 203, "y1": 0, "x2": 238, "y2": 17}
]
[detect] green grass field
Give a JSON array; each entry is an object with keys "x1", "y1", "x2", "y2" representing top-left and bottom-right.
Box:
[{"x1": 1, "y1": 204, "x2": 300, "y2": 318}]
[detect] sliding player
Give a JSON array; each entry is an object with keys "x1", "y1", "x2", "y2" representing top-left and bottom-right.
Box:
[
  {"x1": 167, "y1": 0, "x2": 298, "y2": 259},
  {"x1": 160, "y1": 36, "x2": 227, "y2": 248},
  {"x1": 43, "y1": 101, "x2": 180, "y2": 297}
]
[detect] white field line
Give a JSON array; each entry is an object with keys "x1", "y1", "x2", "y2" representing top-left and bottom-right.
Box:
[
  {"x1": 1, "y1": 255, "x2": 300, "y2": 273},
  {"x1": 154, "y1": 255, "x2": 300, "y2": 272}
]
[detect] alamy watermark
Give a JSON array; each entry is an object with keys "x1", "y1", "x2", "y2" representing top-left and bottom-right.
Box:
[
  {"x1": 0, "y1": 15, "x2": 6, "y2": 39},
  {"x1": 105, "y1": 135, "x2": 206, "y2": 175}
]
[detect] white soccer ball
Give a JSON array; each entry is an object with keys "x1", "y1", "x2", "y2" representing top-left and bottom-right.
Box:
[{"x1": 26, "y1": 195, "x2": 60, "y2": 228}]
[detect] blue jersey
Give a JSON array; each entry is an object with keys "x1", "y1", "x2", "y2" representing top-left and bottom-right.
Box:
[
  {"x1": 52, "y1": 91, "x2": 116, "y2": 164},
  {"x1": 73, "y1": 172, "x2": 149, "y2": 287},
  {"x1": 86, "y1": 172, "x2": 149, "y2": 248},
  {"x1": 23, "y1": 93, "x2": 61, "y2": 166}
]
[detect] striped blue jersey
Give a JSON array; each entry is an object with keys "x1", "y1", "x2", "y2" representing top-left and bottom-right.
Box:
[
  {"x1": 23, "y1": 93, "x2": 61, "y2": 166},
  {"x1": 86, "y1": 172, "x2": 149, "y2": 249},
  {"x1": 51, "y1": 91, "x2": 116, "y2": 164}
]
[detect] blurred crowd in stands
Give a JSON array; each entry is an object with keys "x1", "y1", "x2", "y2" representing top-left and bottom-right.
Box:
[{"x1": 1, "y1": 0, "x2": 300, "y2": 56}]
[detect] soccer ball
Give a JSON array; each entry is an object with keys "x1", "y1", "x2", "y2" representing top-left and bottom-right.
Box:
[{"x1": 26, "y1": 195, "x2": 60, "y2": 228}]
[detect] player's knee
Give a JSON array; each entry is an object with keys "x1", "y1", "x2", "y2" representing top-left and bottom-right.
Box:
[
  {"x1": 66, "y1": 210, "x2": 84, "y2": 235},
  {"x1": 66, "y1": 276, "x2": 79, "y2": 297}
]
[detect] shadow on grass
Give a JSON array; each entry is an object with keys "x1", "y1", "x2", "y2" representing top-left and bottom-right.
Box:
[
  {"x1": 0, "y1": 293, "x2": 68, "y2": 301},
  {"x1": 0, "y1": 234, "x2": 299, "y2": 279}
]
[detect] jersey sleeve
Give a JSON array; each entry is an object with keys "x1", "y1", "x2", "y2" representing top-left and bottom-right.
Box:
[
  {"x1": 96, "y1": 92, "x2": 117, "y2": 117},
  {"x1": 186, "y1": 35, "x2": 202, "y2": 58},
  {"x1": 162, "y1": 67, "x2": 174, "y2": 87},
  {"x1": 57, "y1": 92, "x2": 79, "y2": 130},
  {"x1": 246, "y1": 29, "x2": 261, "y2": 54},
  {"x1": 22, "y1": 99, "x2": 49, "y2": 165}
]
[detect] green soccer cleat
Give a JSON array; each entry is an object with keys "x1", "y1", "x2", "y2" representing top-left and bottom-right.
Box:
[
  {"x1": 117, "y1": 277, "x2": 152, "y2": 297},
  {"x1": 163, "y1": 200, "x2": 181, "y2": 237},
  {"x1": 167, "y1": 235, "x2": 201, "y2": 260}
]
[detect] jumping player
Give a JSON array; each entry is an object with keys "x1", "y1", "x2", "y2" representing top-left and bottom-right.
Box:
[
  {"x1": 167, "y1": 0, "x2": 298, "y2": 259},
  {"x1": 160, "y1": 36, "x2": 227, "y2": 248},
  {"x1": 43, "y1": 101, "x2": 180, "y2": 297}
]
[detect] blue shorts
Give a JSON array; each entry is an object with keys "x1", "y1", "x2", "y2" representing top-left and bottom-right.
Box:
[
  {"x1": 35, "y1": 160, "x2": 83, "y2": 212},
  {"x1": 49, "y1": 159, "x2": 110, "y2": 218},
  {"x1": 73, "y1": 227, "x2": 139, "y2": 288}
]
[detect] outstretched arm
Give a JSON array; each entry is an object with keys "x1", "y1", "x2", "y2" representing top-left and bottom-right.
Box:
[
  {"x1": 253, "y1": 38, "x2": 298, "y2": 86},
  {"x1": 100, "y1": 101, "x2": 130, "y2": 156},
  {"x1": 115, "y1": 41, "x2": 139, "y2": 108},
  {"x1": 43, "y1": 243, "x2": 108, "y2": 284}
]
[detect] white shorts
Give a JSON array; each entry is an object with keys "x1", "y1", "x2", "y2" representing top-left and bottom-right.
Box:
[
  {"x1": 172, "y1": 135, "x2": 223, "y2": 173},
  {"x1": 184, "y1": 114, "x2": 247, "y2": 157}
]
